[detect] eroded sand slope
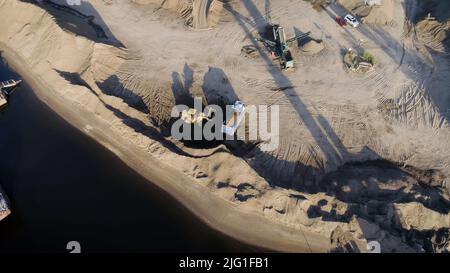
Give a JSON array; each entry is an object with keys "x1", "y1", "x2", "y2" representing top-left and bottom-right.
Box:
[{"x1": 1, "y1": 0, "x2": 450, "y2": 252}]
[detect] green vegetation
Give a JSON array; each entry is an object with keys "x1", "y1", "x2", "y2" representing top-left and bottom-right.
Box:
[{"x1": 362, "y1": 51, "x2": 375, "y2": 65}]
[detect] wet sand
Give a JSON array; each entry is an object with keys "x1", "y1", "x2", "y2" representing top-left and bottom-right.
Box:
[
  {"x1": 0, "y1": 61, "x2": 258, "y2": 253},
  {"x1": 0, "y1": 42, "x2": 330, "y2": 253}
]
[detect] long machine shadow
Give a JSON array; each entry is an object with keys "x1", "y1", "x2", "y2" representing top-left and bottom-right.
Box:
[
  {"x1": 97, "y1": 75, "x2": 149, "y2": 114},
  {"x1": 170, "y1": 64, "x2": 240, "y2": 149},
  {"x1": 202, "y1": 66, "x2": 240, "y2": 107},
  {"x1": 232, "y1": 0, "x2": 446, "y2": 203},
  {"x1": 224, "y1": 0, "x2": 351, "y2": 185},
  {"x1": 56, "y1": 66, "x2": 229, "y2": 158},
  {"x1": 403, "y1": 0, "x2": 450, "y2": 24},
  {"x1": 224, "y1": 1, "x2": 449, "y2": 251},
  {"x1": 55, "y1": 69, "x2": 149, "y2": 114},
  {"x1": 325, "y1": 1, "x2": 450, "y2": 122},
  {"x1": 171, "y1": 63, "x2": 196, "y2": 107}
]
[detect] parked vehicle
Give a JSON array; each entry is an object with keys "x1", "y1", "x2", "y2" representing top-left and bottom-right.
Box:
[
  {"x1": 335, "y1": 16, "x2": 347, "y2": 27},
  {"x1": 344, "y1": 14, "x2": 360, "y2": 28}
]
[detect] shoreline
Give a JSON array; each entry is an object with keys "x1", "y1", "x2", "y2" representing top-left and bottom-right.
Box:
[{"x1": 0, "y1": 44, "x2": 331, "y2": 253}]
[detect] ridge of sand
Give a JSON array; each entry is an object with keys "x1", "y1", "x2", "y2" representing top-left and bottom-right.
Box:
[
  {"x1": 0, "y1": 41, "x2": 331, "y2": 253},
  {"x1": 0, "y1": 0, "x2": 333, "y2": 252},
  {"x1": 1, "y1": 0, "x2": 450, "y2": 252},
  {"x1": 132, "y1": 0, "x2": 226, "y2": 29}
]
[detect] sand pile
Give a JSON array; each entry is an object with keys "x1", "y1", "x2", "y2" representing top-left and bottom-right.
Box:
[
  {"x1": 133, "y1": 0, "x2": 226, "y2": 29},
  {"x1": 338, "y1": 0, "x2": 395, "y2": 25},
  {"x1": 0, "y1": 0, "x2": 176, "y2": 126},
  {"x1": 301, "y1": 40, "x2": 325, "y2": 55},
  {"x1": 15, "y1": 1, "x2": 179, "y2": 125},
  {"x1": 318, "y1": 162, "x2": 450, "y2": 252},
  {"x1": 2, "y1": 0, "x2": 450, "y2": 252},
  {"x1": 362, "y1": 0, "x2": 395, "y2": 25},
  {"x1": 302, "y1": 0, "x2": 328, "y2": 12},
  {"x1": 89, "y1": 47, "x2": 178, "y2": 125},
  {"x1": 133, "y1": 0, "x2": 193, "y2": 19},
  {"x1": 338, "y1": 0, "x2": 367, "y2": 12},
  {"x1": 330, "y1": 226, "x2": 364, "y2": 253},
  {"x1": 395, "y1": 202, "x2": 450, "y2": 231},
  {"x1": 0, "y1": 2, "x2": 282, "y2": 251},
  {"x1": 414, "y1": 17, "x2": 450, "y2": 53},
  {"x1": 395, "y1": 202, "x2": 450, "y2": 252},
  {"x1": 190, "y1": 0, "x2": 209, "y2": 29},
  {"x1": 407, "y1": 0, "x2": 450, "y2": 53}
]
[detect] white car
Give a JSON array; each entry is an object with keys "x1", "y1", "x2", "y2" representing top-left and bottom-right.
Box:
[{"x1": 344, "y1": 14, "x2": 360, "y2": 28}]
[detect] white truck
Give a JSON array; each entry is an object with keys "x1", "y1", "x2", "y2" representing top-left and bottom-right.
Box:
[
  {"x1": 345, "y1": 14, "x2": 360, "y2": 28},
  {"x1": 222, "y1": 101, "x2": 246, "y2": 136}
]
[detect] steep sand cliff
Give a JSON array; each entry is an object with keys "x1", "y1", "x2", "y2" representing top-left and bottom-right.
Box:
[{"x1": 1, "y1": 0, "x2": 449, "y2": 252}]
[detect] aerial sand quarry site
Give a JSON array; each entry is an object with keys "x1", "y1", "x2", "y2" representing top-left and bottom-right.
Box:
[{"x1": 0, "y1": 0, "x2": 450, "y2": 253}]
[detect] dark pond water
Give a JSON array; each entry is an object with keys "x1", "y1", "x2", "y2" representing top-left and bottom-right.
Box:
[{"x1": 0, "y1": 60, "x2": 255, "y2": 253}]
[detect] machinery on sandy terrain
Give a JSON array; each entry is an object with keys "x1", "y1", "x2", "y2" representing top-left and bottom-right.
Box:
[
  {"x1": 343, "y1": 48, "x2": 374, "y2": 73},
  {"x1": 222, "y1": 101, "x2": 246, "y2": 136},
  {"x1": 180, "y1": 101, "x2": 246, "y2": 137},
  {"x1": 0, "y1": 79, "x2": 22, "y2": 110},
  {"x1": 344, "y1": 14, "x2": 360, "y2": 28},
  {"x1": 180, "y1": 108, "x2": 214, "y2": 125},
  {"x1": 258, "y1": 24, "x2": 311, "y2": 69}
]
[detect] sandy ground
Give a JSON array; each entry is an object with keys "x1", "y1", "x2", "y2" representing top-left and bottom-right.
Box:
[
  {"x1": 76, "y1": 0, "x2": 450, "y2": 180},
  {"x1": 0, "y1": 40, "x2": 331, "y2": 253},
  {"x1": 1, "y1": 0, "x2": 450, "y2": 252}
]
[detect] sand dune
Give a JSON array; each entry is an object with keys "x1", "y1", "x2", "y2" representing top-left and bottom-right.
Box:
[{"x1": 1, "y1": 0, "x2": 450, "y2": 252}]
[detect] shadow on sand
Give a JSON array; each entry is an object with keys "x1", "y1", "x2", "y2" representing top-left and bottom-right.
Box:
[
  {"x1": 20, "y1": 0, "x2": 125, "y2": 47},
  {"x1": 224, "y1": 0, "x2": 450, "y2": 252}
]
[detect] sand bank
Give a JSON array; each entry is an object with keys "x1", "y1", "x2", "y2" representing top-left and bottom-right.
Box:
[
  {"x1": 0, "y1": 42, "x2": 331, "y2": 252},
  {"x1": 2, "y1": 0, "x2": 450, "y2": 252}
]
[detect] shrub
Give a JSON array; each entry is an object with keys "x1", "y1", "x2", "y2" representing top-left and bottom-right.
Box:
[{"x1": 362, "y1": 51, "x2": 375, "y2": 65}]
